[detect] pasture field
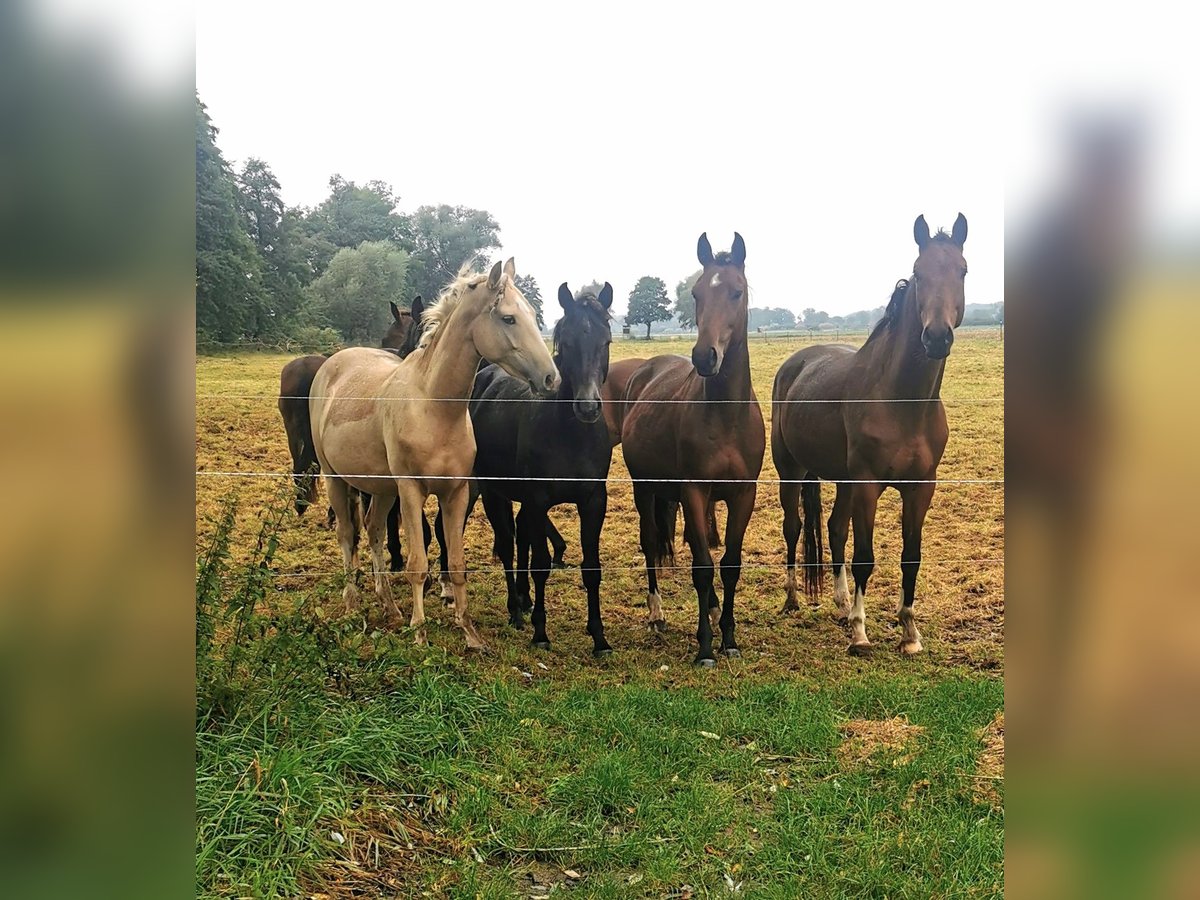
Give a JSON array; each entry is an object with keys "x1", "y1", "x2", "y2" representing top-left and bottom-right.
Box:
[{"x1": 196, "y1": 331, "x2": 1004, "y2": 898}]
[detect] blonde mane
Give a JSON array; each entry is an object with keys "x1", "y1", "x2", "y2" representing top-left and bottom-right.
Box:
[{"x1": 417, "y1": 263, "x2": 502, "y2": 354}]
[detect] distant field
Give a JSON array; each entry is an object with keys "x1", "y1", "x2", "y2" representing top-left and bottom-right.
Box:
[{"x1": 196, "y1": 330, "x2": 1004, "y2": 897}]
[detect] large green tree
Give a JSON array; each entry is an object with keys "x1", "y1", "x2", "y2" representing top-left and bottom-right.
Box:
[
  {"x1": 749, "y1": 307, "x2": 797, "y2": 330},
  {"x1": 513, "y1": 273, "x2": 545, "y2": 329},
  {"x1": 195, "y1": 96, "x2": 267, "y2": 343},
  {"x1": 301, "y1": 176, "x2": 410, "y2": 274},
  {"x1": 674, "y1": 270, "x2": 701, "y2": 329},
  {"x1": 305, "y1": 241, "x2": 410, "y2": 343},
  {"x1": 405, "y1": 205, "x2": 502, "y2": 302},
  {"x1": 626, "y1": 276, "x2": 671, "y2": 339}
]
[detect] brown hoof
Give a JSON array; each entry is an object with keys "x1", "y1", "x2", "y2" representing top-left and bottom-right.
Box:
[
  {"x1": 780, "y1": 600, "x2": 800, "y2": 614},
  {"x1": 847, "y1": 641, "x2": 873, "y2": 657},
  {"x1": 833, "y1": 612, "x2": 850, "y2": 627},
  {"x1": 899, "y1": 639, "x2": 923, "y2": 656},
  {"x1": 647, "y1": 620, "x2": 667, "y2": 633},
  {"x1": 413, "y1": 627, "x2": 428, "y2": 647}
]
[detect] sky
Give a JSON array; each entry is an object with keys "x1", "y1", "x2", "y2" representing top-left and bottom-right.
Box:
[{"x1": 191, "y1": 2, "x2": 1197, "y2": 325}]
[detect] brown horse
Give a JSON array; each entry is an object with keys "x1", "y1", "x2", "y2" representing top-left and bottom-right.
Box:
[
  {"x1": 601, "y1": 357, "x2": 721, "y2": 547},
  {"x1": 771, "y1": 214, "x2": 968, "y2": 655},
  {"x1": 310, "y1": 261, "x2": 558, "y2": 650},
  {"x1": 621, "y1": 233, "x2": 765, "y2": 667}
]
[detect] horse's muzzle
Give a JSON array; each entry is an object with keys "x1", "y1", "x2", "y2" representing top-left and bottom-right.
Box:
[
  {"x1": 921, "y1": 327, "x2": 954, "y2": 360},
  {"x1": 532, "y1": 368, "x2": 561, "y2": 396},
  {"x1": 692, "y1": 344, "x2": 722, "y2": 377},
  {"x1": 573, "y1": 398, "x2": 602, "y2": 424}
]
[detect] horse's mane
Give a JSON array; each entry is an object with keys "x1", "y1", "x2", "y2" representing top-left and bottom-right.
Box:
[
  {"x1": 863, "y1": 231, "x2": 957, "y2": 344},
  {"x1": 418, "y1": 263, "x2": 497, "y2": 354},
  {"x1": 713, "y1": 251, "x2": 735, "y2": 265},
  {"x1": 553, "y1": 289, "x2": 613, "y2": 355}
]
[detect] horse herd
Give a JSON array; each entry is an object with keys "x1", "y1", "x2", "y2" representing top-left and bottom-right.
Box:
[{"x1": 277, "y1": 215, "x2": 969, "y2": 666}]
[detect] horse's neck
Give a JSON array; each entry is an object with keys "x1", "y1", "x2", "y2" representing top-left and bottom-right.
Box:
[
  {"x1": 421, "y1": 310, "x2": 483, "y2": 407},
  {"x1": 704, "y1": 332, "x2": 754, "y2": 403},
  {"x1": 866, "y1": 284, "x2": 945, "y2": 402}
]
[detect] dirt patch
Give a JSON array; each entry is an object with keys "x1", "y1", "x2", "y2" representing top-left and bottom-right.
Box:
[
  {"x1": 837, "y1": 716, "x2": 926, "y2": 768},
  {"x1": 973, "y1": 711, "x2": 1004, "y2": 807}
]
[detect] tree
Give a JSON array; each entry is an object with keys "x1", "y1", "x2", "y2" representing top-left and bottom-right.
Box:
[
  {"x1": 802, "y1": 307, "x2": 831, "y2": 329},
  {"x1": 305, "y1": 241, "x2": 410, "y2": 343},
  {"x1": 626, "y1": 276, "x2": 671, "y2": 339},
  {"x1": 748, "y1": 307, "x2": 796, "y2": 330},
  {"x1": 195, "y1": 95, "x2": 268, "y2": 343},
  {"x1": 405, "y1": 204, "x2": 502, "y2": 303},
  {"x1": 674, "y1": 270, "x2": 701, "y2": 329},
  {"x1": 514, "y1": 273, "x2": 545, "y2": 329},
  {"x1": 301, "y1": 175, "x2": 410, "y2": 274}
]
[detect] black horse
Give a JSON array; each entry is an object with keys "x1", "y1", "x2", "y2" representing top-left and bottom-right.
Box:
[{"x1": 467, "y1": 282, "x2": 615, "y2": 655}]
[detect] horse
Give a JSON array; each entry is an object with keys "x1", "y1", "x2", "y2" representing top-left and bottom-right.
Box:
[
  {"x1": 469, "y1": 282, "x2": 615, "y2": 655},
  {"x1": 278, "y1": 297, "x2": 419, "y2": 521},
  {"x1": 620, "y1": 233, "x2": 765, "y2": 667},
  {"x1": 771, "y1": 213, "x2": 968, "y2": 656},
  {"x1": 309, "y1": 260, "x2": 559, "y2": 650},
  {"x1": 601, "y1": 358, "x2": 721, "y2": 548}
]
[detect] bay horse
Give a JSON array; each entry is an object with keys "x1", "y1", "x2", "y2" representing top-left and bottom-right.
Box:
[
  {"x1": 310, "y1": 260, "x2": 559, "y2": 649},
  {"x1": 771, "y1": 214, "x2": 967, "y2": 655},
  {"x1": 469, "y1": 282, "x2": 615, "y2": 655},
  {"x1": 601, "y1": 358, "x2": 721, "y2": 548},
  {"x1": 620, "y1": 233, "x2": 765, "y2": 667}
]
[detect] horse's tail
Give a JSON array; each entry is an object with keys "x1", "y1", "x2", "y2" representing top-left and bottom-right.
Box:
[
  {"x1": 279, "y1": 357, "x2": 324, "y2": 515},
  {"x1": 652, "y1": 497, "x2": 677, "y2": 565},
  {"x1": 801, "y1": 479, "x2": 824, "y2": 598}
]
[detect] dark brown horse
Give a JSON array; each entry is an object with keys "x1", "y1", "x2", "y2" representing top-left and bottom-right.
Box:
[
  {"x1": 771, "y1": 214, "x2": 967, "y2": 655},
  {"x1": 621, "y1": 233, "x2": 765, "y2": 667}
]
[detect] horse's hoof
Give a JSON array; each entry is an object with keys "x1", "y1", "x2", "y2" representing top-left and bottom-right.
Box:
[
  {"x1": 833, "y1": 612, "x2": 850, "y2": 627},
  {"x1": 847, "y1": 641, "x2": 873, "y2": 657},
  {"x1": 899, "y1": 639, "x2": 923, "y2": 656},
  {"x1": 551, "y1": 558, "x2": 568, "y2": 570},
  {"x1": 780, "y1": 600, "x2": 800, "y2": 614},
  {"x1": 413, "y1": 628, "x2": 428, "y2": 647},
  {"x1": 509, "y1": 618, "x2": 526, "y2": 630},
  {"x1": 647, "y1": 620, "x2": 667, "y2": 633},
  {"x1": 531, "y1": 639, "x2": 552, "y2": 651},
  {"x1": 693, "y1": 657, "x2": 717, "y2": 669},
  {"x1": 720, "y1": 647, "x2": 741, "y2": 658},
  {"x1": 593, "y1": 645, "x2": 613, "y2": 657}
]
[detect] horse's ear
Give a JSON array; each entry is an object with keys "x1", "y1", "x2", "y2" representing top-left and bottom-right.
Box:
[
  {"x1": 697, "y1": 232, "x2": 714, "y2": 267},
  {"x1": 598, "y1": 282, "x2": 614, "y2": 310},
  {"x1": 389, "y1": 300, "x2": 402, "y2": 323},
  {"x1": 913, "y1": 214, "x2": 931, "y2": 250},
  {"x1": 411, "y1": 296, "x2": 423, "y2": 321},
  {"x1": 731, "y1": 232, "x2": 746, "y2": 267},
  {"x1": 503, "y1": 257, "x2": 517, "y2": 280},
  {"x1": 951, "y1": 212, "x2": 968, "y2": 247},
  {"x1": 558, "y1": 282, "x2": 573, "y2": 310},
  {"x1": 488, "y1": 259, "x2": 504, "y2": 288}
]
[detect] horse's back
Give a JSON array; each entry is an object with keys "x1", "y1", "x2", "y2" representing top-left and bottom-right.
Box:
[
  {"x1": 772, "y1": 343, "x2": 856, "y2": 478},
  {"x1": 600, "y1": 357, "x2": 646, "y2": 446}
]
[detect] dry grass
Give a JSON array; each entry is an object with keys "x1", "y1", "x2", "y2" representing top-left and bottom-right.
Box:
[
  {"x1": 196, "y1": 329, "x2": 1004, "y2": 682},
  {"x1": 974, "y1": 711, "x2": 1005, "y2": 808},
  {"x1": 837, "y1": 716, "x2": 927, "y2": 768}
]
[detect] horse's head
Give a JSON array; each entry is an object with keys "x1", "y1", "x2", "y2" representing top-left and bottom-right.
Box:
[
  {"x1": 383, "y1": 300, "x2": 414, "y2": 352},
  {"x1": 471, "y1": 258, "x2": 560, "y2": 395},
  {"x1": 553, "y1": 281, "x2": 613, "y2": 423},
  {"x1": 912, "y1": 213, "x2": 968, "y2": 359},
  {"x1": 691, "y1": 232, "x2": 749, "y2": 377},
  {"x1": 395, "y1": 296, "x2": 425, "y2": 356}
]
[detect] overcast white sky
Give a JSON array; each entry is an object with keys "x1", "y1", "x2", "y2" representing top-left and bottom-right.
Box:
[{"x1": 191, "y1": 2, "x2": 1197, "y2": 324}]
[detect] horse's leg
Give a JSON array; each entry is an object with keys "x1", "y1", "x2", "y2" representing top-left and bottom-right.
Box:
[
  {"x1": 779, "y1": 471, "x2": 802, "y2": 612},
  {"x1": 681, "y1": 485, "x2": 717, "y2": 667},
  {"x1": 548, "y1": 517, "x2": 569, "y2": 568},
  {"x1": 717, "y1": 486, "x2": 755, "y2": 656},
  {"x1": 514, "y1": 507, "x2": 533, "y2": 613},
  {"x1": 433, "y1": 506, "x2": 454, "y2": 605},
  {"x1": 420, "y1": 511, "x2": 433, "y2": 590},
  {"x1": 365, "y1": 492, "x2": 401, "y2": 621},
  {"x1": 386, "y1": 498, "x2": 403, "y2": 572},
  {"x1": 326, "y1": 477, "x2": 360, "y2": 613},
  {"x1": 898, "y1": 481, "x2": 935, "y2": 655},
  {"x1": 706, "y1": 499, "x2": 721, "y2": 548},
  {"x1": 525, "y1": 505, "x2": 553, "y2": 650},
  {"x1": 848, "y1": 480, "x2": 884, "y2": 655},
  {"x1": 438, "y1": 480, "x2": 486, "y2": 651},
  {"x1": 578, "y1": 487, "x2": 611, "y2": 655},
  {"x1": 829, "y1": 483, "x2": 853, "y2": 622},
  {"x1": 482, "y1": 490, "x2": 521, "y2": 629},
  {"x1": 396, "y1": 479, "x2": 430, "y2": 645},
  {"x1": 633, "y1": 484, "x2": 665, "y2": 632}
]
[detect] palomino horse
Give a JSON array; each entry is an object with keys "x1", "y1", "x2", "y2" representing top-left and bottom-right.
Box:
[
  {"x1": 470, "y1": 282, "x2": 615, "y2": 655},
  {"x1": 601, "y1": 358, "x2": 721, "y2": 548},
  {"x1": 621, "y1": 233, "x2": 766, "y2": 667},
  {"x1": 310, "y1": 261, "x2": 559, "y2": 649},
  {"x1": 771, "y1": 214, "x2": 967, "y2": 655}
]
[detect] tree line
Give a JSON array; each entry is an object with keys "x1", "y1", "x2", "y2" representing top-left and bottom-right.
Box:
[{"x1": 195, "y1": 93, "x2": 544, "y2": 349}]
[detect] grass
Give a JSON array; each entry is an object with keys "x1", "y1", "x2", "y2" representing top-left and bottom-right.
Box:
[{"x1": 196, "y1": 330, "x2": 1004, "y2": 897}]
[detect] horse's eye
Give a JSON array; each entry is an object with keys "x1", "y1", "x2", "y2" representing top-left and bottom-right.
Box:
[
  {"x1": 501, "y1": 315, "x2": 516, "y2": 325},
  {"x1": 732, "y1": 290, "x2": 743, "y2": 301}
]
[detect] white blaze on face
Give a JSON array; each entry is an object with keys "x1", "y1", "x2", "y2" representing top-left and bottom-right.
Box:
[{"x1": 710, "y1": 273, "x2": 722, "y2": 288}]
